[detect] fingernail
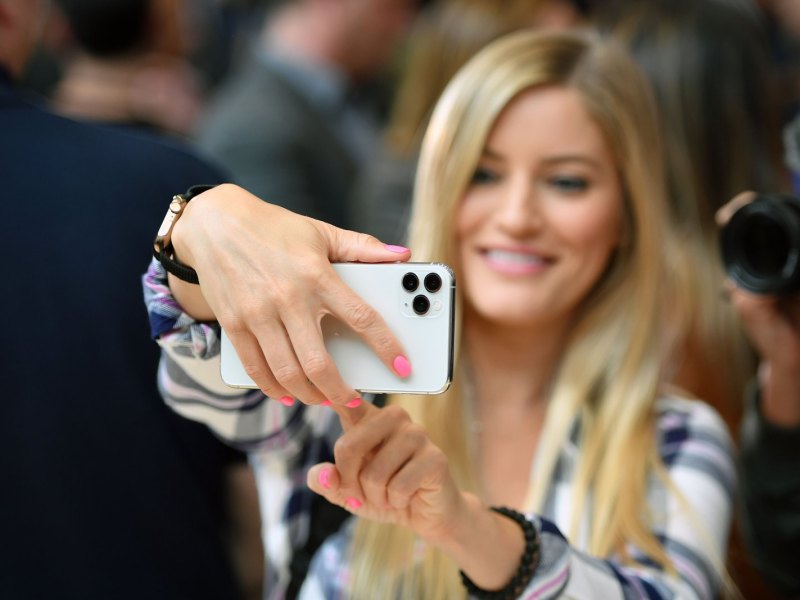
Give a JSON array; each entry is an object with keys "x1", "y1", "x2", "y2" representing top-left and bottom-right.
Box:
[
  {"x1": 393, "y1": 355, "x2": 411, "y2": 378},
  {"x1": 321, "y1": 400, "x2": 332, "y2": 407},
  {"x1": 385, "y1": 244, "x2": 409, "y2": 253},
  {"x1": 345, "y1": 497, "x2": 362, "y2": 510},
  {"x1": 318, "y1": 468, "x2": 331, "y2": 489},
  {"x1": 278, "y1": 396, "x2": 295, "y2": 407},
  {"x1": 346, "y1": 398, "x2": 362, "y2": 408}
]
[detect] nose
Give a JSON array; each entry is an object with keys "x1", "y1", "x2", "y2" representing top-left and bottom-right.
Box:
[{"x1": 495, "y1": 176, "x2": 542, "y2": 235}]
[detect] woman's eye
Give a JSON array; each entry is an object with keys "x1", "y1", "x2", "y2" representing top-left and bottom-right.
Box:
[
  {"x1": 470, "y1": 166, "x2": 499, "y2": 185},
  {"x1": 548, "y1": 176, "x2": 589, "y2": 192}
]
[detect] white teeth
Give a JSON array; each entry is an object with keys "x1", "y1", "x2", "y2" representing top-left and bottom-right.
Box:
[{"x1": 485, "y1": 249, "x2": 545, "y2": 265}]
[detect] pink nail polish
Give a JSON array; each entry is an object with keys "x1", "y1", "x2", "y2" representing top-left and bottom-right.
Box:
[
  {"x1": 345, "y1": 498, "x2": 362, "y2": 510},
  {"x1": 318, "y1": 468, "x2": 331, "y2": 489},
  {"x1": 346, "y1": 398, "x2": 362, "y2": 408},
  {"x1": 321, "y1": 400, "x2": 332, "y2": 407},
  {"x1": 278, "y1": 396, "x2": 295, "y2": 407},
  {"x1": 393, "y1": 355, "x2": 411, "y2": 378},
  {"x1": 385, "y1": 244, "x2": 409, "y2": 253}
]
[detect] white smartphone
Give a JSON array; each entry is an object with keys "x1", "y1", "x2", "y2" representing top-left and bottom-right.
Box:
[{"x1": 219, "y1": 262, "x2": 456, "y2": 395}]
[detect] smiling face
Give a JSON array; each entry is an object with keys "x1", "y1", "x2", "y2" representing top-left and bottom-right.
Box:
[{"x1": 456, "y1": 85, "x2": 624, "y2": 332}]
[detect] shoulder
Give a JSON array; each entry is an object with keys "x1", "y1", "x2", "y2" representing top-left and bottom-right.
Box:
[{"x1": 2, "y1": 97, "x2": 223, "y2": 180}]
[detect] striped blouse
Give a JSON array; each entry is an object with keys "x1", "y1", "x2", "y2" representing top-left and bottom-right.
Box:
[{"x1": 144, "y1": 259, "x2": 735, "y2": 599}]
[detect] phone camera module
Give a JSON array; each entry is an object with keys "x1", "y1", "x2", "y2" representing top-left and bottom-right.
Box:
[
  {"x1": 412, "y1": 294, "x2": 430, "y2": 315},
  {"x1": 424, "y1": 273, "x2": 442, "y2": 293},
  {"x1": 402, "y1": 272, "x2": 419, "y2": 292}
]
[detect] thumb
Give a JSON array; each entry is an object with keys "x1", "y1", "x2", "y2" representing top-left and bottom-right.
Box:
[
  {"x1": 314, "y1": 220, "x2": 412, "y2": 264},
  {"x1": 307, "y1": 463, "x2": 363, "y2": 513}
]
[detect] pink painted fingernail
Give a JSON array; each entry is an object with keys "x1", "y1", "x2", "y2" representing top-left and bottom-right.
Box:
[
  {"x1": 278, "y1": 396, "x2": 295, "y2": 407},
  {"x1": 345, "y1": 497, "x2": 362, "y2": 510},
  {"x1": 393, "y1": 355, "x2": 411, "y2": 378},
  {"x1": 346, "y1": 398, "x2": 362, "y2": 408},
  {"x1": 321, "y1": 400, "x2": 332, "y2": 407},
  {"x1": 385, "y1": 244, "x2": 409, "y2": 253},
  {"x1": 318, "y1": 468, "x2": 331, "y2": 489}
]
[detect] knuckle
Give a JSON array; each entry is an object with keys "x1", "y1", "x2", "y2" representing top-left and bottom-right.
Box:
[
  {"x1": 426, "y1": 448, "x2": 450, "y2": 476},
  {"x1": 301, "y1": 350, "x2": 332, "y2": 380},
  {"x1": 400, "y1": 424, "x2": 428, "y2": 450},
  {"x1": 272, "y1": 362, "x2": 302, "y2": 385},
  {"x1": 333, "y1": 437, "x2": 356, "y2": 461},
  {"x1": 326, "y1": 389, "x2": 351, "y2": 406},
  {"x1": 346, "y1": 301, "x2": 379, "y2": 333},
  {"x1": 383, "y1": 404, "x2": 411, "y2": 424},
  {"x1": 387, "y1": 477, "x2": 414, "y2": 499},
  {"x1": 360, "y1": 466, "x2": 384, "y2": 490}
]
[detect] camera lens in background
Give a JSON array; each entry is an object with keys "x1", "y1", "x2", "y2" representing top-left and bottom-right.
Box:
[
  {"x1": 402, "y1": 272, "x2": 419, "y2": 292},
  {"x1": 720, "y1": 193, "x2": 800, "y2": 294},
  {"x1": 424, "y1": 273, "x2": 442, "y2": 293},
  {"x1": 412, "y1": 294, "x2": 430, "y2": 315}
]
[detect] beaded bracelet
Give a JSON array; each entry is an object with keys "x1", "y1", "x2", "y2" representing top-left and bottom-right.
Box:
[{"x1": 459, "y1": 506, "x2": 540, "y2": 599}]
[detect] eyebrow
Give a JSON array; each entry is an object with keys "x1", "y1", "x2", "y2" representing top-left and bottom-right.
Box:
[{"x1": 481, "y1": 148, "x2": 602, "y2": 169}]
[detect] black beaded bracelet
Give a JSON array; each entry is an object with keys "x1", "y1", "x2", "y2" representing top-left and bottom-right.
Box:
[{"x1": 459, "y1": 506, "x2": 540, "y2": 600}]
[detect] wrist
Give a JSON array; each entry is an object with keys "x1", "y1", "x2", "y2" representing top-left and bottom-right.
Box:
[{"x1": 436, "y1": 495, "x2": 533, "y2": 593}]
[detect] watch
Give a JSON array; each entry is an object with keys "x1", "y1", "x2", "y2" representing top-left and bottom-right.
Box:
[{"x1": 153, "y1": 184, "x2": 218, "y2": 284}]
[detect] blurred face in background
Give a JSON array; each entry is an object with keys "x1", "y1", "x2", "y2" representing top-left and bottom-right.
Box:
[
  {"x1": 0, "y1": 0, "x2": 49, "y2": 76},
  {"x1": 457, "y1": 85, "x2": 623, "y2": 332},
  {"x1": 339, "y1": 0, "x2": 417, "y2": 80},
  {"x1": 531, "y1": 0, "x2": 584, "y2": 30}
]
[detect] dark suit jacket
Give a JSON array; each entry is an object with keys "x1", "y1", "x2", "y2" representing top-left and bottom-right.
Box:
[
  {"x1": 0, "y1": 70, "x2": 246, "y2": 600},
  {"x1": 196, "y1": 54, "x2": 358, "y2": 229}
]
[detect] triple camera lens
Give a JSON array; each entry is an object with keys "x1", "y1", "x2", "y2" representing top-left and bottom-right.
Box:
[{"x1": 402, "y1": 271, "x2": 443, "y2": 315}]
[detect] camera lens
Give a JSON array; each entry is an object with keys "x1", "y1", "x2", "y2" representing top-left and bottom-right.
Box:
[
  {"x1": 741, "y1": 214, "x2": 787, "y2": 277},
  {"x1": 402, "y1": 272, "x2": 419, "y2": 292},
  {"x1": 412, "y1": 294, "x2": 430, "y2": 315},
  {"x1": 720, "y1": 193, "x2": 800, "y2": 294},
  {"x1": 424, "y1": 273, "x2": 442, "y2": 293}
]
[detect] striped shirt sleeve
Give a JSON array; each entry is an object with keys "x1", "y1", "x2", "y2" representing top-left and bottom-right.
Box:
[{"x1": 143, "y1": 257, "x2": 316, "y2": 455}]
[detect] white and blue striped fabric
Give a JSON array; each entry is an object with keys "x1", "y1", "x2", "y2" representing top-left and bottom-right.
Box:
[{"x1": 144, "y1": 259, "x2": 735, "y2": 600}]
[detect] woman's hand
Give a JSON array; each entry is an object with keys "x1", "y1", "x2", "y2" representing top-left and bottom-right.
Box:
[
  {"x1": 307, "y1": 402, "x2": 466, "y2": 544},
  {"x1": 718, "y1": 191, "x2": 800, "y2": 425},
  {"x1": 168, "y1": 184, "x2": 413, "y2": 408},
  {"x1": 306, "y1": 402, "x2": 529, "y2": 591}
]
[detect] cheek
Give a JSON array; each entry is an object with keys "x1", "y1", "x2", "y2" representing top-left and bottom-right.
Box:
[
  {"x1": 455, "y1": 199, "x2": 485, "y2": 248},
  {"x1": 558, "y1": 196, "x2": 623, "y2": 265}
]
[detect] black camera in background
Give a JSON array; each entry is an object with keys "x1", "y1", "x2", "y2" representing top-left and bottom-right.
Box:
[{"x1": 720, "y1": 193, "x2": 800, "y2": 294}]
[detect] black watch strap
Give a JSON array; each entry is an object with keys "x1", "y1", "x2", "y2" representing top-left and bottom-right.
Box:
[{"x1": 153, "y1": 184, "x2": 218, "y2": 284}]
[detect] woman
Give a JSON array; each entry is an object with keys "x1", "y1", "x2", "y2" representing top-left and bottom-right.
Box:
[{"x1": 145, "y1": 30, "x2": 734, "y2": 598}]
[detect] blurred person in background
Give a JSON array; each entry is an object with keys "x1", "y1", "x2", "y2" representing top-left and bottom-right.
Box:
[
  {"x1": 596, "y1": 0, "x2": 786, "y2": 432},
  {"x1": 0, "y1": 0, "x2": 263, "y2": 598},
  {"x1": 352, "y1": 0, "x2": 588, "y2": 243},
  {"x1": 50, "y1": 0, "x2": 205, "y2": 137},
  {"x1": 194, "y1": 0, "x2": 418, "y2": 230},
  {"x1": 717, "y1": 191, "x2": 800, "y2": 599},
  {"x1": 597, "y1": 1, "x2": 790, "y2": 597}
]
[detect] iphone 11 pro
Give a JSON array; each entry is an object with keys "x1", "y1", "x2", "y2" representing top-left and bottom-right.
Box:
[{"x1": 219, "y1": 262, "x2": 456, "y2": 395}]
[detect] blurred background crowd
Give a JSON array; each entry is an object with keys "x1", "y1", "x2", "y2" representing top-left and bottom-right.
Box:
[{"x1": 3, "y1": 0, "x2": 800, "y2": 598}]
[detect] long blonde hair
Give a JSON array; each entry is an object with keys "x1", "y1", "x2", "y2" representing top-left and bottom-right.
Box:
[{"x1": 349, "y1": 30, "x2": 681, "y2": 599}]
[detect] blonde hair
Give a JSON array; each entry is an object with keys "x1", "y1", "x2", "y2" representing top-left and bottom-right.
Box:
[{"x1": 349, "y1": 30, "x2": 687, "y2": 599}]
